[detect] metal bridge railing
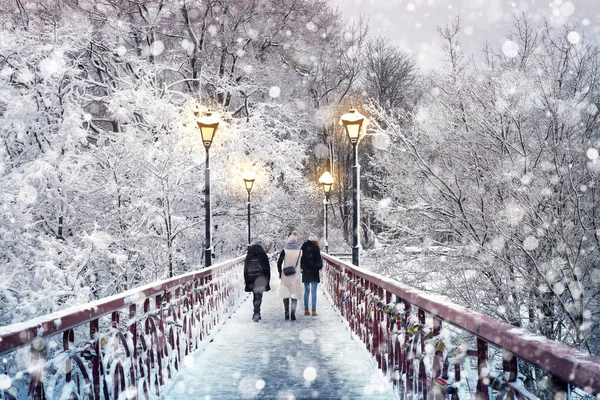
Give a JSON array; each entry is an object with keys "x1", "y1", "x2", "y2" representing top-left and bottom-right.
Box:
[
  {"x1": 0, "y1": 256, "x2": 245, "y2": 400},
  {"x1": 322, "y1": 254, "x2": 600, "y2": 399}
]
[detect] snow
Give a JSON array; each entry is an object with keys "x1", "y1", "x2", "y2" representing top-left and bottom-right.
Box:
[
  {"x1": 269, "y1": 86, "x2": 281, "y2": 98},
  {"x1": 567, "y1": 31, "x2": 581, "y2": 44},
  {"x1": 164, "y1": 268, "x2": 394, "y2": 399},
  {"x1": 0, "y1": 375, "x2": 11, "y2": 390},
  {"x1": 523, "y1": 236, "x2": 539, "y2": 251}
]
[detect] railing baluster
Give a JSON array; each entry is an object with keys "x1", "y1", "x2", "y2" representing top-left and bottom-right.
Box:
[{"x1": 503, "y1": 350, "x2": 517, "y2": 400}]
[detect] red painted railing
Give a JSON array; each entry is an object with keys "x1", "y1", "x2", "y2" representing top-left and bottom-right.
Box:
[
  {"x1": 322, "y1": 254, "x2": 600, "y2": 399},
  {"x1": 0, "y1": 256, "x2": 245, "y2": 400}
]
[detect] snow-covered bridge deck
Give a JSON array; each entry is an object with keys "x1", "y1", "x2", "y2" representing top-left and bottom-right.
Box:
[{"x1": 165, "y1": 268, "x2": 394, "y2": 399}]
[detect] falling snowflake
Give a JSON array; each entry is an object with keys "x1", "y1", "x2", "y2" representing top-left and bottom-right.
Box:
[
  {"x1": 17, "y1": 68, "x2": 34, "y2": 84},
  {"x1": 372, "y1": 133, "x2": 390, "y2": 150},
  {"x1": 523, "y1": 236, "x2": 539, "y2": 250},
  {"x1": 303, "y1": 367, "x2": 317, "y2": 381},
  {"x1": 504, "y1": 202, "x2": 524, "y2": 226},
  {"x1": 299, "y1": 328, "x2": 316, "y2": 344},
  {"x1": 502, "y1": 41, "x2": 519, "y2": 58},
  {"x1": 39, "y1": 55, "x2": 65, "y2": 78},
  {"x1": 560, "y1": 2, "x2": 575, "y2": 16},
  {"x1": 269, "y1": 86, "x2": 281, "y2": 98},
  {"x1": 567, "y1": 31, "x2": 580, "y2": 44},
  {"x1": 181, "y1": 39, "x2": 194, "y2": 55},
  {"x1": 183, "y1": 355, "x2": 194, "y2": 368},
  {"x1": 18, "y1": 185, "x2": 37, "y2": 205},
  {"x1": 306, "y1": 21, "x2": 317, "y2": 31},
  {"x1": 149, "y1": 41, "x2": 165, "y2": 56},
  {"x1": 378, "y1": 198, "x2": 392, "y2": 209},
  {"x1": 0, "y1": 374, "x2": 11, "y2": 390}
]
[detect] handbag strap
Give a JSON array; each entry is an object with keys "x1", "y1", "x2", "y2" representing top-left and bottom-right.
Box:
[{"x1": 293, "y1": 252, "x2": 301, "y2": 268}]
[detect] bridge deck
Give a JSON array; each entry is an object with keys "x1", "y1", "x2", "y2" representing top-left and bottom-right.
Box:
[{"x1": 165, "y1": 268, "x2": 395, "y2": 399}]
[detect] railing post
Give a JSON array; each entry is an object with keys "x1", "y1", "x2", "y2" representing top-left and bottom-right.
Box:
[
  {"x1": 503, "y1": 350, "x2": 517, "y2": 400},
  {"x1": 374, "y1": 287, "x2": 384, "y2": 369},
  {"x1": 156, "y1": 294, "x2": 164, "y2": 388},
  {"x1": 432, "y1": 317, "x2": 443, "y2": 400},
  {"x1": 417, "y1": 308, "x2": 427, "y2": 400},
  {"x1": 551, "y1": 375, "x2": 569, "y2": 400},
  {"x1": 90, "y1": 318, "x2": 100, "y2": 400},
  {"x1": 385, "y1": 291, "x2": 393, "y2": 375},
  {"x1": 403, "y1": 300, "x2": 413, "y2": 399},
  {"x1": 112, "y1": 311, "x2": 120, "y2": 329},
  {"x1": 476, "y1": 338, "x2": 489, "y2": 400},
  {"x1": 130, "y1": 303, "x2": 137, "y2": 362},
  {"x1": 129, "y1": 303, "x2": 138, "y2": 400},
  {"x1": 63, "y1": 330, "x2": 74, "y2": 384}
]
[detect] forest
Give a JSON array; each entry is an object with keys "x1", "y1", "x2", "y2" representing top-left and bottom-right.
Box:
[{"x1": 0, "y1": 0, "x2": 598, "y2": 357}]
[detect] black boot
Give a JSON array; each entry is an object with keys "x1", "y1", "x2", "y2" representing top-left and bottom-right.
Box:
[
  {"x1": 290, "y1": 299, "x2": 297, "y2": 321},
  {"x1": 283, "y1": 298, "x2": 290, "y2": 320}
]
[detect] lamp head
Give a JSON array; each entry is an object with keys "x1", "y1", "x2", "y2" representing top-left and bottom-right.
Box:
[
  {"x1": 319, "y1": 171, "x2": 334, "y2": 196},
  {"x1": 196, "y1": 111, "x2": 220, "y2": 149},
  {"x1": 340, "y1": 108, "x2": 366, "y2": 145},
  {"x1": 242, "y1": 171, "x2": 256, "y2": 194}
]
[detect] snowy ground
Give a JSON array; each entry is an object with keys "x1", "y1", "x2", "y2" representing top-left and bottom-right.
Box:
[{"x1": 164, "y1": 268, "x2": 396, "y2": 400}]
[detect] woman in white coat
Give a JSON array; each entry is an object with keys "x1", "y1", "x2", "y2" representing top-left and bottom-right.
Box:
[{"x1": 276, "y1": 230, "x2": 303, "y2": 320}]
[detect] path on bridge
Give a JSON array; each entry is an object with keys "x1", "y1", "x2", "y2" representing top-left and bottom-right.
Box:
[{"x1": 165, "y1": 264, "x2": 395, "y2": 400}]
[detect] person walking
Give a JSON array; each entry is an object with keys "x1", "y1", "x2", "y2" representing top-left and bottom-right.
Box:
[
  {"x1": 301, "y1": 233, "x2": 323, "y2": 316},
  {"x1": 277, "y1": 230, "x2": 303, "y2": 321},
  {"x1": 244, "y1": 240, "x2": 271, "y2": 322}
]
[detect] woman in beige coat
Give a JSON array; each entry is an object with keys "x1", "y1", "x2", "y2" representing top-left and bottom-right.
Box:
[{"x1": 276, "y1": 230, "x2": 303, "y2": 320}]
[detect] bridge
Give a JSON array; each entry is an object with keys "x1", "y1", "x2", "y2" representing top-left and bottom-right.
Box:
[{"x1": 1, "y1": 254, "x2": 599, "y2": 400}]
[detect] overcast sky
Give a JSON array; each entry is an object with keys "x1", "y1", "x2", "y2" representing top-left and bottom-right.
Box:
[{"x1": 327, "y1": 0, "x2": 600, "y2": 70}]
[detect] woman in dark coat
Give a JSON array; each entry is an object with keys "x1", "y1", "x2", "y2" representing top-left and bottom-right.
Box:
[
  {"x1": 244, "y1": 240, "x2": 271, "y2": 322},
  {"x1": 300, "y1": 233, "x2": 323, "y2": 316}
]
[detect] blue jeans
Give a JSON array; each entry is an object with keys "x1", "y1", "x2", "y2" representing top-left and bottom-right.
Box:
[{"x1": 304, "y1": 281, "x2": 318, "y2": 311}]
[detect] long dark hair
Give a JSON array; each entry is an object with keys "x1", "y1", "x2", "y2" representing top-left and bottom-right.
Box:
[{"x1": 311, "y1": 240, "x2": 320, "y2": 250}]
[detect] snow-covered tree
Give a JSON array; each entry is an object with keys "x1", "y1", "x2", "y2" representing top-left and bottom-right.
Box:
[
  {"x1": 368, "y1": 16, "x2": 600, "y2": 355},
  {"x1": 0, "y1": 0, "x2": 367, "y2": 325}
]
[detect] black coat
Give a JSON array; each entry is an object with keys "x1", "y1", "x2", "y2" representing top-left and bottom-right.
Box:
[
  {"x1": 244, "y1": 244, "x2": 271, "y2": 293},
  {"x1": 300, "y1": 241, "x2": 323, "y2": 283}
]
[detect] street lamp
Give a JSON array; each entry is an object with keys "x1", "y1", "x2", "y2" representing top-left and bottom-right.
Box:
[
  {"x1": 195, "y1": 111, "x2": 220, "y2": 267},
  {"x1": 242, "y1": 171, "x2": 256, "y2": 247},
  {"x1": 340, "y1": 108, "x2": 367, "y2": 266},
  {"x1": 319, "y1": 171, "x2": 334, "y2": 253}
]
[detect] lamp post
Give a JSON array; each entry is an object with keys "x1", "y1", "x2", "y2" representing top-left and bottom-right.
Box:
[
  {"x1": 340, "y1": 108, "x2": 367, "y2": 266},
  {"x1": 242, "y1": 171, "x2": 256, "y2": 247},
  {"x1": 195, "y1": 111, "x2": 220, "y2": 267},
  {"x1": 319, "y1": 171, "x2": 334, "y2": 253}
]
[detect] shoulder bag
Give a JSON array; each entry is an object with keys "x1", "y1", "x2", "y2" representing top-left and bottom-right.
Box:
[{"x1": 282, "y1": 252, "x2": 301, "y2": 276}]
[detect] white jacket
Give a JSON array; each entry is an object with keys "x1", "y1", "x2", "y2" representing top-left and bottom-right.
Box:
[{"x1": 279, "y1": 248, "x2": 303, "y2": 299}]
